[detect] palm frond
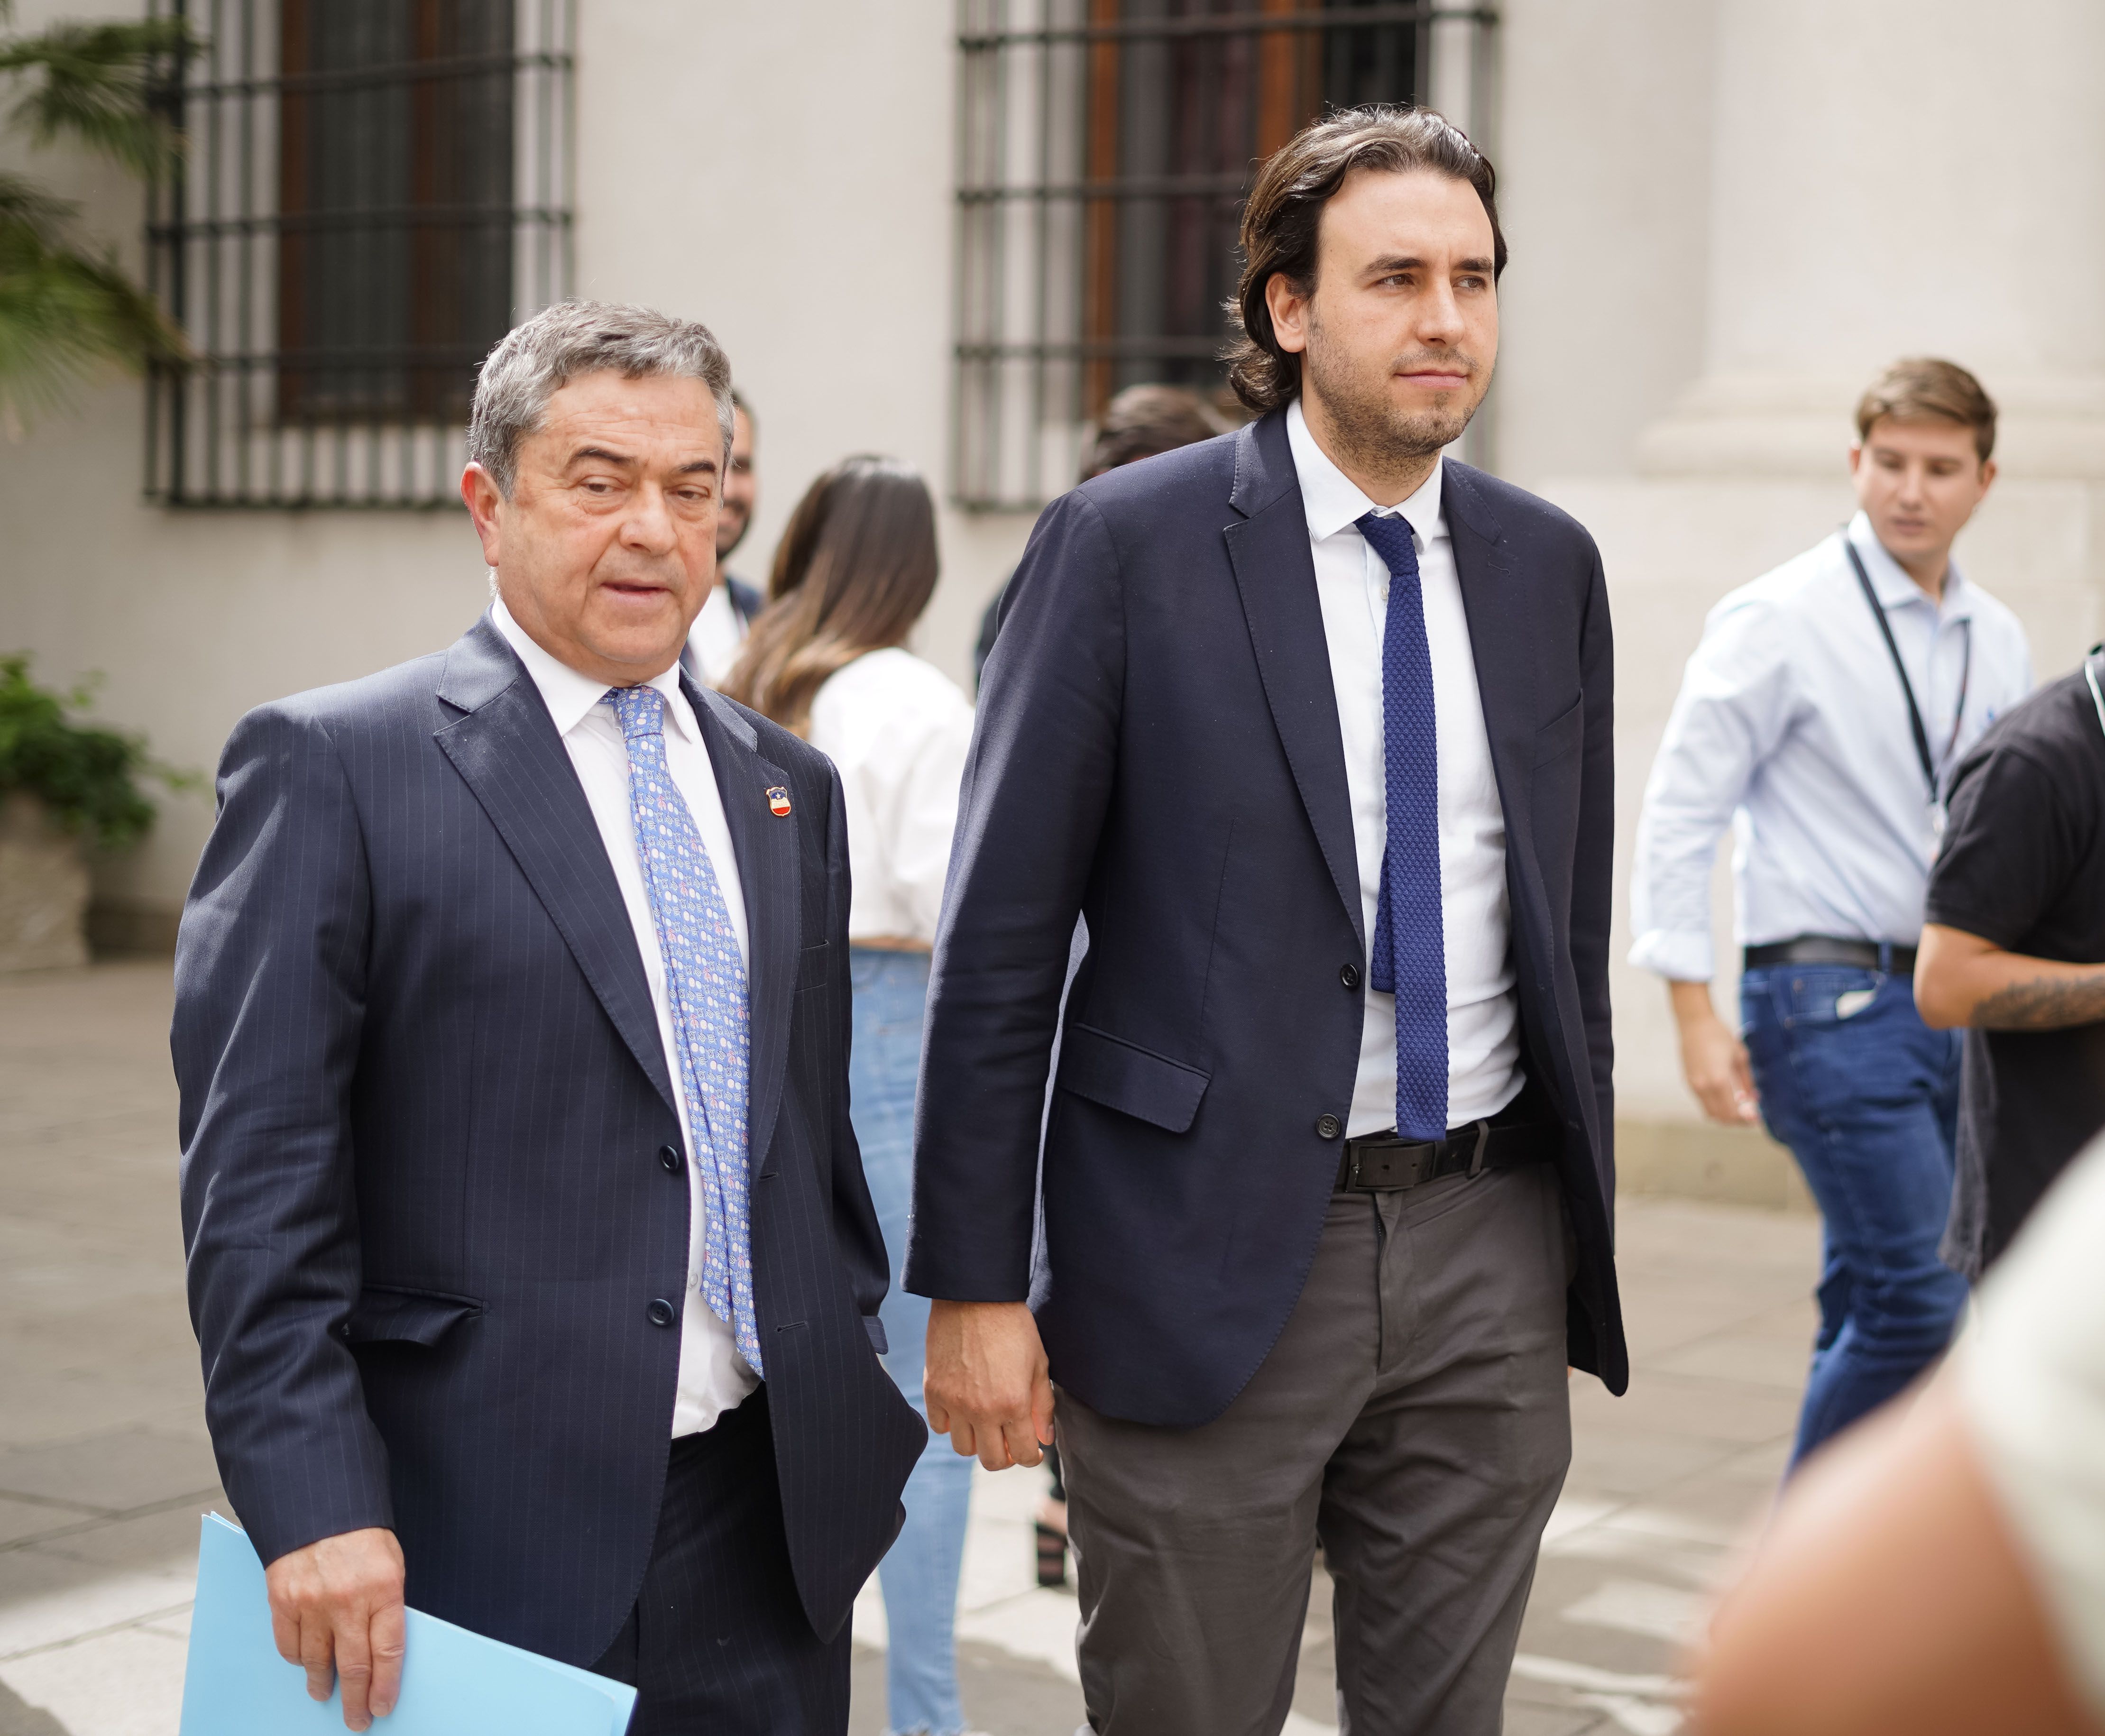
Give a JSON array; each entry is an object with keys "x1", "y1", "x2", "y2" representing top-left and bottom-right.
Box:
[
  {"x1": 0, "y1": 169, "x2": 188, "y2": 422},
  {"x1": 0, "y1": 167, "x2": 75, "y2": 242},
  {"x1": 0, "y1": 17, "x2": 199, "y2": 179}
]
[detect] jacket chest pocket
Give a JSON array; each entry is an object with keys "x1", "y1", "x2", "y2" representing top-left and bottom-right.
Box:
[{"x1": 1532, "y1": 693, "x2": 1583, "y2": 767}]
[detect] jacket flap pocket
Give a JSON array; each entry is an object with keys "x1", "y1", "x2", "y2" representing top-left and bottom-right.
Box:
[
  {"x1": 344, "y1": 1286, "x2": 481, "y2": 1347},
  {"x1": 796, "y1": 939, "x2": 831, "y2": 992},
  {"x1": 1057, "y1": 1024, "x2": 1211, "y2": 1133},
  {"x1": 1532, "y1": 693, "x2": 1584, "y2": 766}
]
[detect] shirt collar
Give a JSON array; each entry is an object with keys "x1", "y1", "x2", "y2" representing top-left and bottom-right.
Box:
[
  {"x1": 1845, "y1": 510, "x2": 1973, "y2": 622},
  {"x1": 488, "y1": 595, "x2": 699, "y2": 742},
  {"x1": 1286, "y1": 395, "x2": 1446, "y2": 548},
  {"x1": 695, "y1": 582, "x2": 744, "y2": 636}
]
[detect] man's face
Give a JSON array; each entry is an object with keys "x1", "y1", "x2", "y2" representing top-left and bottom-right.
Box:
[
  {"x1": 461, "y1": 369, "x2": 723, "y2": 685},
  {"x1": 1848, "y1": 417, "x2": 1995, "y2": 572},
  {"x1": 717, "y1": 404, "x2": 756, "y2": 562},
  {"x1": 1266, "y1": 167, "x2": 1498, "y2": 480}
]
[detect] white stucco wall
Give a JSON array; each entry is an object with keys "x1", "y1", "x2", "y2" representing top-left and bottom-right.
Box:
[
  {"x1": 1490, "y1": 0, "x2": 1715, "y2": 489},
  {"x1": 569, "y1": 0, "x2": 1033, "y2": 678},
  {"x1": 1525, "y1": 0, "x2": 2105, "y2": 1125},
  {"x1": 0, "y1": 0, "x2": 1031, "y2": 920},
  {"x1": 5, "y1": 0, "x2": 2101, "y2": 1176}
]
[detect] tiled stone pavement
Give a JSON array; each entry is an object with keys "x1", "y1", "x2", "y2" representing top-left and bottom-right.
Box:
[{"x1": 0, "y1": 963, "x2": 1819, "y2": 1736}]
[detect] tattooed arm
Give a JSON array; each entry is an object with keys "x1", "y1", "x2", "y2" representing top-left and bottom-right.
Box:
[{"x1": 1916, "y1": 924, "x2": 2105, "y2": 1031}]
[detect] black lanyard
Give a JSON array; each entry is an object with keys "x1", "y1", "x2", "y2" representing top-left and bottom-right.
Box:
[{"x1": 1841, "y1": 532, "x2": 1972, "y2": 803}]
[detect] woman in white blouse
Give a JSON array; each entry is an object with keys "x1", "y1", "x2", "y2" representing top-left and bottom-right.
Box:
[{"x1": 725, "y1": 456, "x2": 979, "y2": 1736}]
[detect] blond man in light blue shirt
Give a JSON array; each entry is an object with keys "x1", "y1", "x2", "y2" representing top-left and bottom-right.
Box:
[{"x1": 1633, "y1": 358, "x2": 2031, "y2": 1466}]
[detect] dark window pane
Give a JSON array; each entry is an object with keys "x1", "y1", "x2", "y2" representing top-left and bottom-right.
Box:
[
  {"x1": 277, "y1": 0, "x2": 515, "y2": 423},
  {"x1": 1080, "y1": 0, "x2": 1416, "y2": 414},
  {"x1": 144, "y1": 0, "x2": 570, "y2": 506},
  {"x1": 959, "y1": 0, "x2": 1472, "y2": 507}
]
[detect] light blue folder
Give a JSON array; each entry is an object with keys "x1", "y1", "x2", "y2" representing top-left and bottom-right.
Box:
[{"x1": 179, "y1": 1514, "x2": 636, "y2": 1735}]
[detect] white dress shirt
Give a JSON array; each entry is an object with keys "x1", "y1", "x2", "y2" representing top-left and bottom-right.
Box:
[
  {"x1": 685, "y1": 581, "x2": 750, "y2": 689},
  {"x1": 805, "y1": 648, "x2": 974, "y2": 945},
  {"x1": 1286, "y1": 397, "x2": 1523, "y2": 1137},
  {"x1": 1630, "y1": 513, "x2": 2031, "y2": 982},
  {"x1": 490, "y1": 598, "x2": 759, "y2": 1437}
]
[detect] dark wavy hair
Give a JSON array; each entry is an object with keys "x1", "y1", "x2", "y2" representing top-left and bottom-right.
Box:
[
  {"x1": 721, "y1": 456, "x2": 939, "y2": 736},
  {"x1": 1081, "y1": 384, "x2": 1225, "y2": 479},
  {"x1": 1223, "y1": 105, "x2": 1506, "y2": 417}
]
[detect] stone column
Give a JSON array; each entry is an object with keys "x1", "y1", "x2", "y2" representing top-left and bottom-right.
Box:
[
  {"x1": 1638, "y1": 0, "x2": 2105, "y2": 478},
  {"x1": 1526, "y1": 0, "x2": 2105, "y2": 1175}
]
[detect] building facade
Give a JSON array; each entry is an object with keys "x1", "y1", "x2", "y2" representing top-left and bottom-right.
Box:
[{"x1": 3, "y1": 0, "x2": 2100, "y2": 1176}]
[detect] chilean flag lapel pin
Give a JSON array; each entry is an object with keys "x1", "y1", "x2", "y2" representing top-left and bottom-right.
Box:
[{"x1": 766, "y1": 786, "x2": 792, "y2": 817}]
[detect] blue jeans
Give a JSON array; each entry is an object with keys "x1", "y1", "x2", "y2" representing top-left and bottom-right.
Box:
[
  {"x1": 1741, "y1": 963, "x2": 1967, "y2": 1468},
  {"x1": 850, "y1": 947, "x2": 975, "y2": 1736}
]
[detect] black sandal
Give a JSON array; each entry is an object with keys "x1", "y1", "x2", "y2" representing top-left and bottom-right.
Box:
[{"x1": 1034, "y1": 1520, "x2": 1068, "y2": 1588}]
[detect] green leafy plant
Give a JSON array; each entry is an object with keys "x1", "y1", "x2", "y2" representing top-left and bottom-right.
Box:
[
  {"x1": 0, "y1": 653, "x2": 190, "y2": 850},
  {"x1": 0, "y1": 0, "x2": 195, "y2": 424}
]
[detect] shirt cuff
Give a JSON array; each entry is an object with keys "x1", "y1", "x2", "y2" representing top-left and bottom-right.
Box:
[{"x1": 1627, "y1": 928, "x2": 1715, "y2": 982}]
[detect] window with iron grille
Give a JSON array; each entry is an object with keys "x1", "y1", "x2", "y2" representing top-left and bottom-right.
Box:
[
  {"x1": 953, "y1": 0, "x2": 1496, "y2": 512},
  {"x1": 144, "y1": 0, "x2": 573, "y2": 508}
]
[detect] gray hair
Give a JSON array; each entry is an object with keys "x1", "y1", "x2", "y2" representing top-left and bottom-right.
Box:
[{"x1": 468, "y1": 300, "x2": 735, "y2": 496}]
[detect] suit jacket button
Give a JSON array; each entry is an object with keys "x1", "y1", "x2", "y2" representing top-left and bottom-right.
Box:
[
  {"x1": 658, "y1": 1144, "x2": 682, "y2": 1173},
  {"x1": 647, "y1": 1299, "x2": 677, "y2": 1328},
  {"x1": 1316, "y1": 1114, "x2": 1342, "y2": 1140},
  {"x1": 1340, "y1": 963, "x2": 1360, "y2": 990}
]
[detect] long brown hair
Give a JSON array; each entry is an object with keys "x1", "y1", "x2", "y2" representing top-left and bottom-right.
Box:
[{"x1": 721, "y1": 455, "x2": 940, "y2": 735}]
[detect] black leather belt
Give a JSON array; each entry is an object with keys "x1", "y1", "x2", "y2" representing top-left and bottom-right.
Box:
[
  {"x1": 1336, "y1": 1120, "x2": 1561, "y2": 1193},
  {"x1": 1743, "y1": 936, "x2": 1916, "y2": 975}
]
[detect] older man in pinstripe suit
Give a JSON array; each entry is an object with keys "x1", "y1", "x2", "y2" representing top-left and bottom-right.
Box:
[{"x1": 174, "y1": 303, "x2": 924, "y2": 1735}]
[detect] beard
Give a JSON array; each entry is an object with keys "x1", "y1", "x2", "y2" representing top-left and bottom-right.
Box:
[
  {"x1": 1302, "y1": 324, "x2": 1487, "y2": 478},
  {"x1": 716, "y1": 510, "x2": 749, "y2": 561}
]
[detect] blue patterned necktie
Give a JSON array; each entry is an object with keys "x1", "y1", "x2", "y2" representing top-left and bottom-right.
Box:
[
  {"x1": 607, "y1": 684, "x2": 762, "y2": 1376},
  {"x1": 1356, "y1": 511, "x2": 1449, "y2": 1142}
]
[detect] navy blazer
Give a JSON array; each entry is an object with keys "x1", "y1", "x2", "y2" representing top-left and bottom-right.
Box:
[
  {"x1": 725, "y1": 573, "x2": 765, "y2": 624},
  {"x1": 907, "y1": 410, "x2": 1626, "y2": 1424},
  {"x1": 174, "y1": 615, "x2": 925, "y2": 1667}
]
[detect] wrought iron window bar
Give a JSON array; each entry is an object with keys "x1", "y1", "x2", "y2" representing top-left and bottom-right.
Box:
[
  {"x1": 952, "y1": 0, "x2": 1497, "y2": 513},
  {"x1": 143, "y1": 0, "x2": 575, "y2": 510}
]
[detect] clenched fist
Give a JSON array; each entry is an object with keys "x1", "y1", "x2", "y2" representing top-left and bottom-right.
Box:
[{"x1": 923, "y1": 1299, "x2": 1056, "y2": 1471}]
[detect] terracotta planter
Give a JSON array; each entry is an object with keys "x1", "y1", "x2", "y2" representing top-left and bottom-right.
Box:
[{"x1": 0, "y1": 792, "x2": 90, "y2": 973}]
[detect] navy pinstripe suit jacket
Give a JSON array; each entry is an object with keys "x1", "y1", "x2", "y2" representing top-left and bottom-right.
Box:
[{"x1": 174, "y1": 614, "x2": 925, "y2": 1667}]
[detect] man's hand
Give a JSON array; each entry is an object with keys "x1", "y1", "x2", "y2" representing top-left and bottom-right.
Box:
[
  {"x1": 264, "y1": 1527, "x2": 405, "y2": 1731},
  {"x1": 1670, "y1": 979, "x2": 1758, "y2": 1125},
  {"x1": 924, "y1": 1299, "x2": 1055, "y2": 1471}
]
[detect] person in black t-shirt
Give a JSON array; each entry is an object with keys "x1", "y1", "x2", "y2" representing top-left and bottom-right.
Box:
[{"x1": 1916, "y1": 663, "x2": 2105, "y2": 1276}]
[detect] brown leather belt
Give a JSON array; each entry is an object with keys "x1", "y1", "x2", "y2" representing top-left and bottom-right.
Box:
[
  {"x1": 1335, "y1": 1120, "x2": 1561, "y2": 1193},
  {"x1": 1742, "y1": 936, "x2": 1916, "y2": 975}
]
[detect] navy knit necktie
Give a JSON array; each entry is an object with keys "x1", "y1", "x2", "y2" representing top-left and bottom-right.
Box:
[{"x1": 1357, "y1": 511, "x2": 1448, "y2": 1141}]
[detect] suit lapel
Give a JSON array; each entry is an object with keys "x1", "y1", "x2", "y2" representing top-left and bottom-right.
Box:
[
  {"x1": 434, "y1": 617, "x2": 679, "y2": 1119},
  {"x1": 1224, "y1": 413, "x2": 1365, "y2": 948},
  {"x1": 689, "y1": 681, "x2": 800, "y2": 1174},
  {"x1": 1443, "y1": 462, "x2": 1538, "y2": 867}
]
